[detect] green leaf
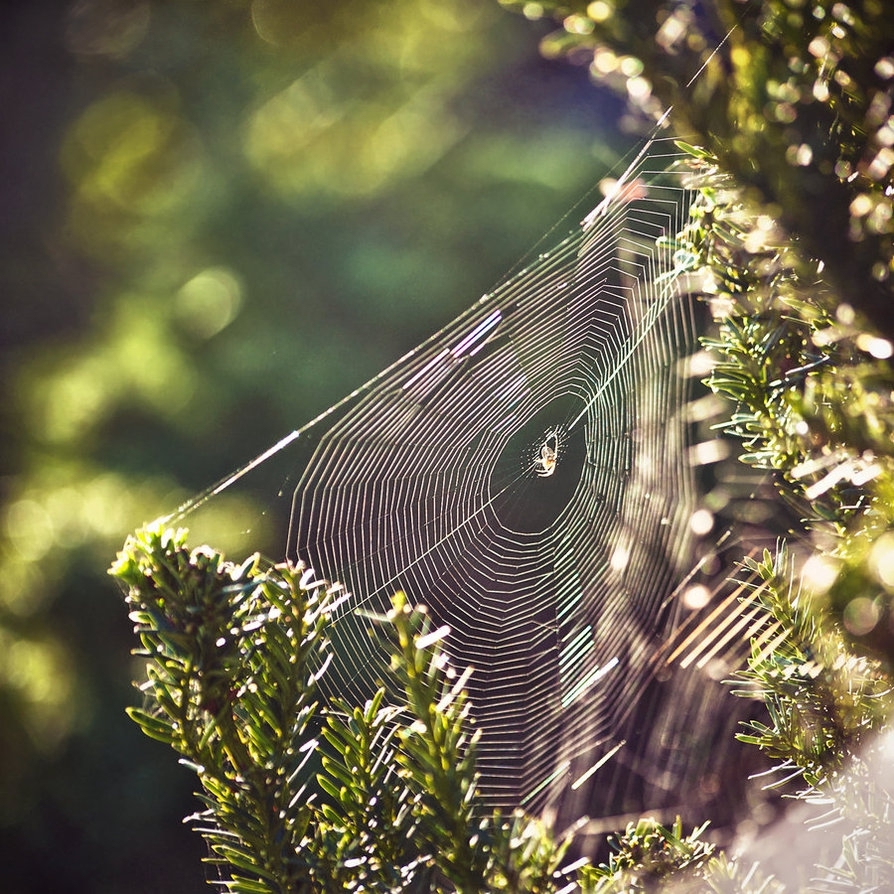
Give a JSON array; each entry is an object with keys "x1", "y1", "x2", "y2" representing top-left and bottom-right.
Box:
[
  {"x1": 674, "y1": 139, "x2": 712, "y2": 159},
  {"x1": 125, "y1": 707, "x2": 177, "y2": 745}
]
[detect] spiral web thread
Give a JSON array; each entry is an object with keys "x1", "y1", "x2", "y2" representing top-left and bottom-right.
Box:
[{"x1": 176, "y1": 137, "x2": 771, "y2": 828}]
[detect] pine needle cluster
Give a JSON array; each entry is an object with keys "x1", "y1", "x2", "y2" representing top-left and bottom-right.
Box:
[{"x1": 111, "y1": 523, "x2": 572, "y2": 893}]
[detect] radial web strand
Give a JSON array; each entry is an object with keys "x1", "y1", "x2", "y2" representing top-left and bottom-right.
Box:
[{"x1": 173, "y1": 138, "x2": 765, "y2": 830}]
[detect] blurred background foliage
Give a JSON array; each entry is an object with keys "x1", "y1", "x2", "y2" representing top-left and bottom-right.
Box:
[
  {"x1": 502, "y1": 0, "x2": 893, "y2": 337},
  {"x1": 0, "y1": 1, "x2": 622, "y2": 891}
]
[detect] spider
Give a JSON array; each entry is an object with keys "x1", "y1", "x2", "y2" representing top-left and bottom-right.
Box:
[{"x1": 536, "y1": 429, "x2": 560, "y2": 477}]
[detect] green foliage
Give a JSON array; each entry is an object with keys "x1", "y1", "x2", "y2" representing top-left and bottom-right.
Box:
[
  {"x1": 657, "y1": 142, "x2": 894, "y2": 891},
  {"x1": 112, "y1": 523, "x2": 333, "y2": 892},
  {"x1": 111, "y1": 524, "x2": 571, "y2": 893},
  {"x1": 666, "y1": 138, "x2": 894, "y2": 661},
  {"x1": 650, "y1": 140, "x2": 894, "y2": 890},
  {"x1": 385, "y1": 592, "x2": 489, "y2": 891},
  {"x1": 713, "y1": 544, "x2": 894, "y2": 892},
  {"x1": 500, "y1": 0, "x2": 894, "y2": 339},
  {"x1": 577, "y1": 816, "x2": 786, "y2": 892},
  {"x1": 667, "y1": 142, "x2": 886, "y2": 517},
  {"x1": 578, "y1": 817, "x2": 715, "y2": 892},
  {"x1": 731, "y1": 547, "x2": 894, "y2": 789},
  {"x1": 315, "y1": 690, "x2": 414, "y2": 890}
]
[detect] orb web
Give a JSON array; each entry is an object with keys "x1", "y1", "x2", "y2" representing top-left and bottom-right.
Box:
[{"x1": 175, "y1": 138, "x2": 763, "y2": 827}]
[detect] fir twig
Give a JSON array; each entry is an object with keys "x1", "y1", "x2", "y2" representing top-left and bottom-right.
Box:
[{"x1": 111, "y1": 524, "x2": 572, "y2": 892}]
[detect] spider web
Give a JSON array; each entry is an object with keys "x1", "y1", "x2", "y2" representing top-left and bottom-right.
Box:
[{"x1": 174, "y1": 136, "x2": 770, "y2": 835}]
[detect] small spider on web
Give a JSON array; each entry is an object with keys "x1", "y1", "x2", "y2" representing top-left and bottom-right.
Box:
[{"x1": 534, "y1": 427, "x2": 562, "y2": 477}]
